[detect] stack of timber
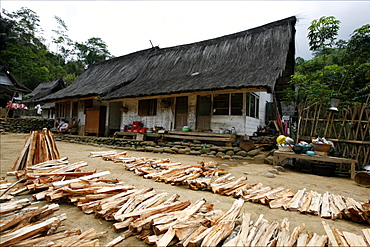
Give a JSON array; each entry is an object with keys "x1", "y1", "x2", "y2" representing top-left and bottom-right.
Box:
[
  {"x1": 0, "y1": 197, "x2": 104, "y2": 247},
  {"x1": 3, "y1": 156, "x2": 370, "y2": 246},
  {"x1": 13, "y1": 129, "x2": 60, "y2": 171},
  {"x1": 94, "y1": 151, "x2": 370, "y2": 225}
]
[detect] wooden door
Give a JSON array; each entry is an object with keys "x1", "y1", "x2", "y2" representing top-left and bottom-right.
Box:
[
  {"x1": 196, "y1": 95, "x2": 211, "y2": 131},
  {"x1": 175, "y1": 96, "x2": 188, "y2": 130},
  {"x1": 85, "y1": 106, "x2": 106, "y2": 136}
]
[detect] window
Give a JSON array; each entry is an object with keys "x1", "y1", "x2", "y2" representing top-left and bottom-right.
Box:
[
  {"x1": 56, "y1": 103, "x2": 66, "y2": 118},
  {"x1": 213, "y1": 93, "x2": 243, "y2": 115},
  {"x1": 245, "y1": 93, "x2": 259, "y2": 118},
  {"x1": 138, "y1": 99, "x2": 157, "y2": 116},
  {"x1": 213, "y1": 94, "x2": 229, "y2": 115}
]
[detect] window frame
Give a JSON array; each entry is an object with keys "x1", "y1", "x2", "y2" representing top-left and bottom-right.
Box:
[
  {"x1": 212, "y1": 93, "x2": 243, "y2": 116},
  {"x1": 138, "y1": 99, "x2": 157, "y2": 116},
  {"x1": 245, "y1": 92, "x2": 259, "y2": 119}
]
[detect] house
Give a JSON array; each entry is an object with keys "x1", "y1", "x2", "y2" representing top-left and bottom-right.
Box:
[
  {"x1": 40, "y1": 16, "x2": 296, "y2": 138},
  {"x1": 0, "y1": 66, "x2": 31, "y2": 117},
  {"x1": 23, "y1": 78, "x2": 66, "y2": 119}
]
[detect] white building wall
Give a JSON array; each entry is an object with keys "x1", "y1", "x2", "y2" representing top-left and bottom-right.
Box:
[
  {"x1": 244, "y1": 92, "x2": 273, "y2": 136},
  {"x1": 120, "y1": 97, "x2": 175, "y2": 131}
]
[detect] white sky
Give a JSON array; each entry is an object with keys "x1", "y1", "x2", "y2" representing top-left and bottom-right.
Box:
[{"x1": 1, "y1": 1, "x2": 370, "y2": 60}]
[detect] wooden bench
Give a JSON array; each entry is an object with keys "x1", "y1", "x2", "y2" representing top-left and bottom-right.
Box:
[
  {"x1": 273, "y1": 151, "x2": 358, "y2": 179},
  {"x1": 113, "y1": 132, "x2": 161, "y2": 140},
  {"x1": 163, "y1": 131, "x2": 236, "y2": 144}
]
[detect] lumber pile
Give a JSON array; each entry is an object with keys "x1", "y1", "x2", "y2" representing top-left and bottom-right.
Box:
[
  {"x1": 94, "y1": 151, "x2": 370, "y2": 225},
  {"x1": 0, "y1": 197, "x2": 104, "y2": 247},
  {"x1": 3, "y1": 154, "x2": 370, "y2": 246},
  {"x1": 13, "y1": 129, "x2": 60, "y2": 171}
]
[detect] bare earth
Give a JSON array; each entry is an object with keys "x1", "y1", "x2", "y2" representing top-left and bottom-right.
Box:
[{"x1": 0, "y1": 133, "x2": 368, "y2": 246}]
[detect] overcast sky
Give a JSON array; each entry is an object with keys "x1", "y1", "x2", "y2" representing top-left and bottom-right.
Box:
[{"x1": 2, "y1": 1, "x2": 370, "y2": 60}]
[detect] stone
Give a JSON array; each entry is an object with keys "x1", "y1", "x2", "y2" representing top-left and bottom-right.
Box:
[
  {"x1": 254, "y1": 154, "x2": 267, "y2": 160},
  {"x1": 247, "y1": 149, "x2": 261, "y2": 156},
  {"x1": 225, "y1": 151, "x2": 235, "y2": 156},
  {"x1": 274, "y1": 166, "x2": 285, "y2": 172},
  {"x1": 264, "y1": 156, "x2": 274, "y2": 165},
  {"x1": 231, "y1": 155, "x2": 244, "y2": 160},
  {"x1": 153, "y1": 148, "x2": 164, "y2": 153},
  {"x1": 189, "y1": 150, "x2": 201, "y2": 155},
  {"x1": 265, "y1": 172, "x2": 275, "y2": 178},
  {"x1": 216, "y1": 152, "x2": 225, "y2": 158},
  {"x1": 201, "y1": 148, "x2": 211, "y2": 154},
  {"x1": 268, "y1": 168, "x2": 279, "y2": 174},
  {"x1": 145, "y1": 147, "x2": 155, "y2": 152},
  {"x1": 236, "y1": 150, "x2": 248, "y2": 157}
]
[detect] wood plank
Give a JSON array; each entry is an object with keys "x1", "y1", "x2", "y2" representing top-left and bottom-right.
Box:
[
  {"x1": 52, "y1": 171, "x2": 111, "y2": 188},
  {"x1": 343, "y1": 231, "x2": 368, "y2": 247},
  {"x1": 362, "y1": 229, "x2": 370, "y2": 245},
  {"x1": 0, "y1": 217, "x2": 61, "y2": 246}
]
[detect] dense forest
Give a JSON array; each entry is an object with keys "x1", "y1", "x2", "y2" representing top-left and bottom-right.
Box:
[
  {"x1": 0, "y1": 9, "x2": 369, "y2": 106},
  {"x1": 285, "y1": 16, "x2": 370, "y2": 106},
  {"x1": 0, "y1": 7, "x2": 112, "y2": 90}
]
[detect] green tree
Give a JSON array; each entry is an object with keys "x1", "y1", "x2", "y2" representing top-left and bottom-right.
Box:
[
  {"x1": 74, "y1": 37, "x2": 111, "y2": 68},
  {"x1": 308, "y1": 16, "x2": 341, "y2": 56},
  {"x1": 52, "y1": 16, "x2": 73, "y2": 62},
  {"x1": 0, "y1": 7, "x2": 113, "y2": 90},
  {"x1": 346, "y1": 24, "x2": 370, "y2": 65},
  {"x1": 286, "y1": 20, "x2": 370, "y2": 106}
]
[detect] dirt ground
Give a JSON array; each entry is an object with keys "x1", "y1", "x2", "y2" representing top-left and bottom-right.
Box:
[{"x1": 0, "y1": 133, "x2": 368, "y2": 246}]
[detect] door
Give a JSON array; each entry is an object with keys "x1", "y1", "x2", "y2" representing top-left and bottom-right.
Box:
[
  {"x1": 175, "y1": 96, "x2": 188, "y2": 130},
  {"x1": 196, "y1": 95, "x2": 211, "y2": 131}
]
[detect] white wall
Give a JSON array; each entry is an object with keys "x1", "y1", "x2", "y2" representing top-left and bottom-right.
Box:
[
  {"x1": 244, "y1": 92, "x2": 273, "y2": 136},
  {"x1": 120, "y1": 97, "x2": 175, "y2": 131}
]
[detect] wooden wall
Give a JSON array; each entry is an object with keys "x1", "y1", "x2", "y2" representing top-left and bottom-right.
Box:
[{"x1": 297, "y1": 103, "x2": 370, "y2": 167}]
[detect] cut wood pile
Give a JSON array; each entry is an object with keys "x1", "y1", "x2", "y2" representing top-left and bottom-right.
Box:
[
  {"x1": 94, "y1": 151, "x2": 370, "y2": 225},
  {"x1": 0, "y1": 197, "x2": 105, "y2": 247},
  {"x1": 13, "y1": 129, "x2": 60, "y2": 171},
  {"x1": 2, "y1": 156, "x2": 370, "y2": 246}
]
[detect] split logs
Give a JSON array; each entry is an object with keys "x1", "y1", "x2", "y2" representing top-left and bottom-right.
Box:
[
  {"x1": 95, "y1": 151, "x2": 370, "y2": 225},
  {"x1": 13, "y1": 129, "x2": 60, "y2": 170}
]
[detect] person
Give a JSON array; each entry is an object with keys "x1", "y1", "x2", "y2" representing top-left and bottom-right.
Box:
[
  {"x1": 6, "y1": 101, "x2": 15, "y2": 118},
  {"x1": 69, "y1": 118, "x2": 78, "y2": 129},
  {"x1": 59, "y1": 120, "x2": 69, "y2": 133},
  {"x1": 58, "y1": 119, "x2": 66, "y2": 130},
  {"x1": 35, "y1": 104, "x2": 42, "y2": 115},
  {"x1": 55, "y1": 118, "x2": 61, "y2": 130}
]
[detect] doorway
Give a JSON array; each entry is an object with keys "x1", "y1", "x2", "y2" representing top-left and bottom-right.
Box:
[
  {"x1": 196, "y1": 95, "x2": 211, "y2": 131},
  {"x1": 175, "y1": 96, "x2": 188, "y2": 130}
]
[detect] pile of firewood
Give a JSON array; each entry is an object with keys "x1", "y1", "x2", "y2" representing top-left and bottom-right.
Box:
[
  {"x1": 13, "y1": 129, "x2": 60, "y2": 171},
  {"x1": 0, "y1": 197, "x2": 105, "y2": 247},
  {"x1": 2, "y1": 154, "x2": 370, "y2": 246},
  {"x1": 94, "y1": 151, "x2": 370, "y2": 225}
]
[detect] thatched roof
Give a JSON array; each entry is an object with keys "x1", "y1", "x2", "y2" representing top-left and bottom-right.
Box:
[
  {"x1": 42, "y1": 16, "x2": 296, "y2": 102},
  {"x1": 23, "y1": 78, "x2": 65, "y2": 103},
  {"x1": 0, "y1": 66, "x2": 31, "y2": 94}
]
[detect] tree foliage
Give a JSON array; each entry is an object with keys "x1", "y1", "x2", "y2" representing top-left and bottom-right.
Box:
[
  {"x1": 285, "y1": 16, "x2": 370, "y2": 107},
  {"x1": 0, "y1": 7, "x2": 112, "y2": 89}
]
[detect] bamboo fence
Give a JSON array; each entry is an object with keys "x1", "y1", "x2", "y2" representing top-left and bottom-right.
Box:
[{"x1": 297, "y1": 102, "x2": 370, "y2": 169}]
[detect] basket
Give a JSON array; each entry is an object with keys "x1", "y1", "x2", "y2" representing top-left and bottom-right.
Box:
[{"x1": 313, "y1": 143, "x2": 331, "y2": 152}]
